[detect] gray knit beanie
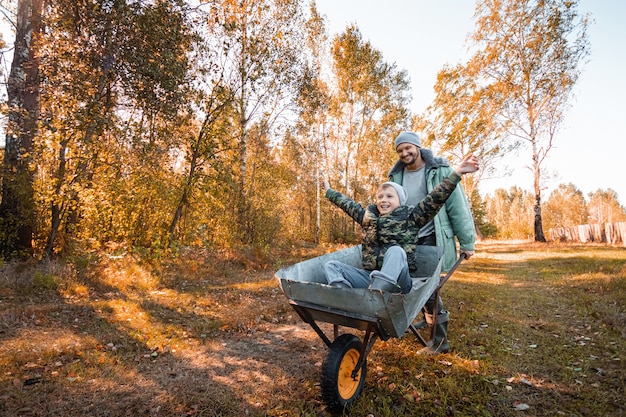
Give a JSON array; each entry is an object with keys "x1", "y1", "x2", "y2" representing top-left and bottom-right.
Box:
[
  {"x1": 380, "y1": 182, "x2": 408, "y2": 206},
  {"x1": 394, "y1": 131, "x2": 421, "y2": 149}
]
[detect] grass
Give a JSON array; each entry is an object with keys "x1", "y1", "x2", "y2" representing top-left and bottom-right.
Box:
[{"x1": 0, "y1": 241, "x2": 625, "y2": 416}]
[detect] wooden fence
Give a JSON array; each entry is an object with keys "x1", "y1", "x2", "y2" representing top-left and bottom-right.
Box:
[{"x1": 547, "y1": 222, "x2": 626, "y2": 245}]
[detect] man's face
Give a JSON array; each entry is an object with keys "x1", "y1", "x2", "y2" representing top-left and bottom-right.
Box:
[
  {"x1": 396, "y1": 143, "x2": 421, "y2": 168},
  {"x1": 376, "y1": 185, "x2": 401, "y2": 215}
]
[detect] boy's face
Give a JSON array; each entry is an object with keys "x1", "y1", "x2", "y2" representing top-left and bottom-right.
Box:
[{"x1": 376, "y1": 185, "x2": 401, "y2": 215}]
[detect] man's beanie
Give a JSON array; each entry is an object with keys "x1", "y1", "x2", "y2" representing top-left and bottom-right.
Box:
[
  {"x1": 381, "y1": 182, "x2": 408, "y2": 206},
  {"x1": 394, "y1": 131, "x2": 421, "y2": 149}
]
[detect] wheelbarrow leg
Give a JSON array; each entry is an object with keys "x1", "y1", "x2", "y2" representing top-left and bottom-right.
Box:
[
  {"x1": 407, "y1": 289, "x2": 446, "y2": 350},
  {"x1": 407, "y1": 323, "x2": 430, "y2": 347},
  {"x1": 352, "y1": 324, "x2": 379, "y2": 377}
]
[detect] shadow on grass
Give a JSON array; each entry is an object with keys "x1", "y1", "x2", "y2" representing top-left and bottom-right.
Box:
[
  {"x1": 1, "y1": 243, "x2": 625, "y2": 416},
  {"x1": 331, "y1": 245, "x2": 626, "y2": 416},
  {"x1": 0, "y1": 255, "x2": 324, "y2": 417}
]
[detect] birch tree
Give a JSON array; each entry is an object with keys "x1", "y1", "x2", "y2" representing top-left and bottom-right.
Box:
[
  {"x1": 329, "y1": 25, "x2": 410, "y2": 198},
  {"x1": 543, "y1": 183, "x2": 588, "y2": 230},
  {"x1": 289, "y1": 3, "x2": 330, "y2": 244},
  {"x1": 587, "y1": 189, "x2": 626, "y2": 224},
  {"x1": 211, "y1": 0, "x2": 306, "y2": 244},
  {"x1": 468, "y1": 0, "x2": 590, "y2": 241},
  {"x1": 484, "y1": 186, "x2": 534, "y2": 239},
  {"x1": 0, "y1": 0, "x2": 42, "y2": 259},
  {"x1": 425, "y1": 63, "x2": 515, "y2": 221}
]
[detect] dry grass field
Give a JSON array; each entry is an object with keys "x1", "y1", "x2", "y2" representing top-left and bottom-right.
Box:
[{"x1": 1, "y1": 241, "x2": 625, "y2": 416}]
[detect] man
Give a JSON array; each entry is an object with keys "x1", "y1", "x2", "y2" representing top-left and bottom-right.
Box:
[{"x1": 388, "y1": 131, "x2": 476, "y2": 354}]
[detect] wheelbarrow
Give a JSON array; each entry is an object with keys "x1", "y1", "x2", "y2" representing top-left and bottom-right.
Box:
[{"x1": 275, "y1": 245, "x2": 465, "y2": 413}]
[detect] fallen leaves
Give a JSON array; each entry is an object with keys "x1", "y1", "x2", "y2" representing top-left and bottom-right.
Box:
[{"x1": 513, "y1": 401, "x2": 530, "y2": 411}]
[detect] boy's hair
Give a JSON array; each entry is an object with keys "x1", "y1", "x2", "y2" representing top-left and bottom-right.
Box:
[{"x1": 379, "y1": 182, "x2": 407, "y2": 205}]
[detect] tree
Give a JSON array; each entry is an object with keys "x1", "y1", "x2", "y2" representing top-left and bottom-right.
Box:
[
  {"x1": 468, "y1": 0, "x2": 590, "y2": 242},
  {"x1": 213, "y1": 0, "x2": 307, "y2": 244},
  {"x1": 469, "y1": 189, "x2": 497, "y2": 238},
  {"x1": 37, "y1": 0, "x2": 193, "y2": 257},
  {"x1": 288, "y1": 2, "x2": 331, "y2": 244},
  {"x1": 166, "y1": 86, "x2": 235, "y2": 247},
  {"x1": 0, "y1": 0, "x2": 42, "y2": 259},
  {"x1": 330, "y1": 25, "x2": 411, "y2": 190},
  {"x1": 164, "y1": 2, "x2": 240, "y2": 247},
  {"x1": 484, "y1": 187, "x2": 534, "y2": 239},
  {"x1": 426, "y1": 64, "x2": 513, "y2": 195},
  {"x1": 324, "y1": 24, "x2": 411, "y2": 241},
  {"x1": 543, "y1": 183, "x2": 588, "y2": 230},
  {"x1": 423, "y1": 63, "x2": 516, "y2": 238},
  {"x1": 587, "y1": 189, "x2": 626, "y2": 224}
]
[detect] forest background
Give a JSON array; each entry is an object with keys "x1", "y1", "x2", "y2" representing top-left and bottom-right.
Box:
[{"x1": 1, "y1": 0, "x2": 626, "y2": 262}]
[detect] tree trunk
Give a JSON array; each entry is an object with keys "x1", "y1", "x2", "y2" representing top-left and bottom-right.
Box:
[
  {"x1": 533, "y1": 157, "x2": 546, "y2": 242},
  {"x1": 168, "y1": 153, "x2": 197, "y2": 247},
  {"x1": 533, "y1": 194, "x2": 546, "y2": 242},
  {"x1": 43, "y1": 140, "x2": 69, "y2": 259},
  {"x1": 0, "y1": 0, "x2": 43, "y2": 259}
]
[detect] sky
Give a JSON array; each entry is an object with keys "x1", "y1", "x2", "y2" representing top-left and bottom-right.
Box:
[
  {"x1": 314, "y1": 0, "x2": 626, "y2": 206},
  {"x1": 1, "y1": 1, "x2": 623, "y2": 205}
]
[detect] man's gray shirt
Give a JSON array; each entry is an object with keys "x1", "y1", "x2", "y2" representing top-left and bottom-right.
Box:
[{"x1": 403, "y1": 166, "x2": 435, "y2": 238}]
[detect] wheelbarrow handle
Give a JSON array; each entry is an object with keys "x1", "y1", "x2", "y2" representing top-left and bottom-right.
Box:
[{"x1": 435, "y1": 252, "x2": 467, "y2": 292}]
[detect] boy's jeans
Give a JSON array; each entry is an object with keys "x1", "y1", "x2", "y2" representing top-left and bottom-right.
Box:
[{"x1": 323, "y1": 246, "x2": 413, "y2": 293}]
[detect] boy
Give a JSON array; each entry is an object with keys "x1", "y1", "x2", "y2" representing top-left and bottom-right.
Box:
[{"x1": 322, "y1": 154, "x2": 479, "y2": 293}]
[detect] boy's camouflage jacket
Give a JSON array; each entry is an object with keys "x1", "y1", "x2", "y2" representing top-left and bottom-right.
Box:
[{"x1": 325, "y1": 172, "x2": 461, "y2": 276}]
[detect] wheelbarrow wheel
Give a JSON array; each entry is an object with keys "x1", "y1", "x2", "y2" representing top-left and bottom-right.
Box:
[{"x1": 321, "y1": 334, "x2": 367, "y2": 413}]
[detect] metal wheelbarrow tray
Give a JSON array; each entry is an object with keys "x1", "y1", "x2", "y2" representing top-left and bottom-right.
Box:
[{"x1": 275, "y1": 245, "x2": 449, "y2": 413}]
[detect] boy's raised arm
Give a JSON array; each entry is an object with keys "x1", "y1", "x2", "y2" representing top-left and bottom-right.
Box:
[
  {"x1": 454, "y1": 154, "x2": 480, "y2": 175},
  {"x1": 409, "y1": 153, "x2": 479, "y2": 227},
  {"x1": 321, "y1": 179, "x2": 366, "y2": 225}
]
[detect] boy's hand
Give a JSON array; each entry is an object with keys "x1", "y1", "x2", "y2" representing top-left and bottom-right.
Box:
[
  {"x1": 454, "y1": 154, "x2": 479, "y2": 175},
  {"x1": 321, "y1": 179, "x2": 330, "y2": 192}
]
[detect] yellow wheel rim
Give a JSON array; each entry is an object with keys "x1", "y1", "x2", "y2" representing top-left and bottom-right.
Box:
[{"x1": 337, "y1": 348, "x2": 362, "y2": 399}]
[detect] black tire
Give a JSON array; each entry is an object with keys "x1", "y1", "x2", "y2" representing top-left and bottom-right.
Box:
[{"x1": 320, "y1": 334, "x2": 367, "y2": 414}]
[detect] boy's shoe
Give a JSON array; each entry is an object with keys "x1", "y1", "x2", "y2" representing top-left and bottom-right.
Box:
[{"x1": 368, "y1": 271, "x2": 402, "y2": 293}]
